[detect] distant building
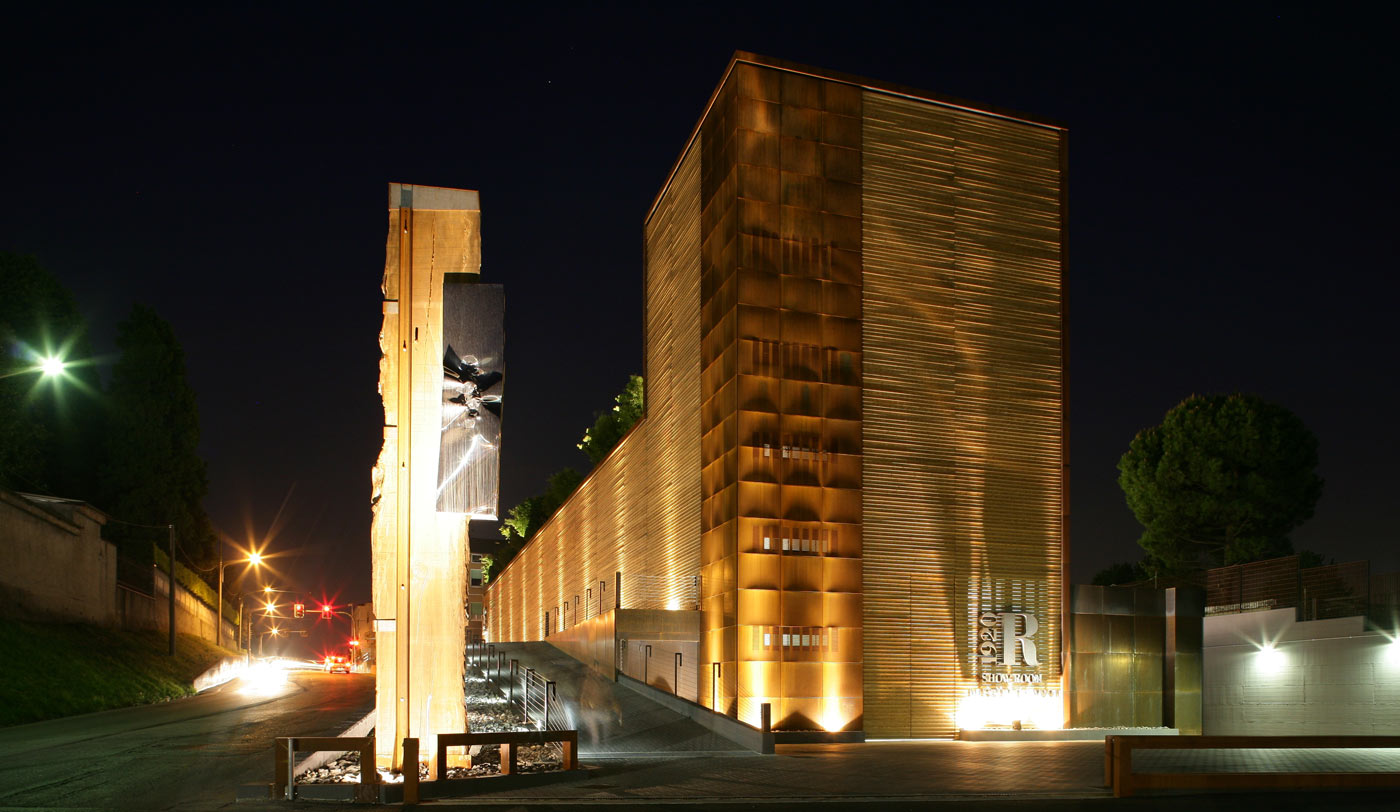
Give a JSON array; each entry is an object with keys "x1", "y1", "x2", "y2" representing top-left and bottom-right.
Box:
[
  {"x1": 486, "y1": 52, "x2": 1066, "y2": 739},
  {"x1": 468, "y1": 552, "x2": 485, "y2": 643},
  {"x1": 1200, "y1": 554, "x2": 1400, "y2": 735},
  {"x1": 350, "y1": 601, "x2": 375, "y2": 668}
]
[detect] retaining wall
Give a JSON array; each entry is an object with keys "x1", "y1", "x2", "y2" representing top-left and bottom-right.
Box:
[
  {"x1": 1203, "y1": 608, "x2": 1400, "y2": 734},
  {"x1": 117, "y1": 569, "x2": 237, "y2": 646},
  {"x1": 0, "y1": 490, "x2": 116, "y2": 624}
]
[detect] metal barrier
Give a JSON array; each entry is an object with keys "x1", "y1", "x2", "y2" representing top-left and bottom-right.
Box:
[
  {"x1": 465, "y1": 645, "x2": 571, "y2": 752},
  {"x1": 1106, "y1": 735, "x2": 1400, "y2": 798},
  {"x1": 273, "y1": 736, "x2": 377, "y2": 801},
  {"x1": 434, "y1": 729, "x2": 579, "y2": 778},
  {"x1": 617, "y1": 638, "x2": 698, "y2": 702}
]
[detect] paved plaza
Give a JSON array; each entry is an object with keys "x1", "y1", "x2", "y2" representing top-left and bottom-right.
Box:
[
  {"x1": 389, "y1": 643, "x2": 1400, "y2": 810},
  {"x1": 237, "y1": 738, "x2": 1400, "y2": 810}
]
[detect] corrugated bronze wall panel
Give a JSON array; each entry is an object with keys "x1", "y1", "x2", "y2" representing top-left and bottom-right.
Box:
[
  {"x1": 485, "y1": 144, "x2": 703, "y2": 644},
  {"x1": 861, "y1": 92, "x2": 1064, "y2": 739},
  {"x1": 699, "y1": 63, "x2": 865, "y2": 731},
  {"x1": 643, "y1": 140, "x2": 705, "y2": 611},
  {"x1": 488, "y1": 56, "x2": 1062, "y2": 741}
]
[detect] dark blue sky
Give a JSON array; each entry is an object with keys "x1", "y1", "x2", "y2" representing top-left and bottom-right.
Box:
[{"x1": 3, "y1": 5, "x2": 1396, "y2": 656}]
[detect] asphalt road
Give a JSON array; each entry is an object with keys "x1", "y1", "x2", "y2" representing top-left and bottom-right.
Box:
[{"x1": 0, "y1": 665, "x2": 372, "y2": 811}]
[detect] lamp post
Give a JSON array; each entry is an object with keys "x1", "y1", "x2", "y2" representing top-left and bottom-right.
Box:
[
  {"x1": 260, "y1": 625, "x2": 283, "y2": 657},
  {"x1": 248, "y1": 586, "x2": 299, "y2": 656},
  {"x1": 217, "y1": 550, "x2": 263, "y2": 649}
]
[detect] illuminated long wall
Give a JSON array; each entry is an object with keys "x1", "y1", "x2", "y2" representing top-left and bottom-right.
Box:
[
  {"x1": 487, "y1": 145, "x2": 704, "y2": 641},
  {"x1": 486, "y1": 53, "x2": 1064, "y2": 739}
]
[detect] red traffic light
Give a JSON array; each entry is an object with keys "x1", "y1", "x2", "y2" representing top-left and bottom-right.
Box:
[
  {"x1": 321, "y1": 604, "x2": 332, "y2": 619},
  {"x1": 293, "y1": 602, "x2": 305, "y2": 619}
]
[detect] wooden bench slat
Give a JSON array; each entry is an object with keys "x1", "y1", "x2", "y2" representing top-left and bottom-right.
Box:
[
  {"x1": 1105, "y1": 735, "x2": 1400, "y2": 798},
  {"x1": 435, "y1": 729, "x2": 580, "y2": 779},
  {"x1": 1134, "y1": 772, "x2": 1400, "y2": 790}
]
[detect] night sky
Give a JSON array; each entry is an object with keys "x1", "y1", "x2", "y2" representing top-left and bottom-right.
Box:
[{"x1": 3, "y1": 6, "x2": 1396, "y2": 655}]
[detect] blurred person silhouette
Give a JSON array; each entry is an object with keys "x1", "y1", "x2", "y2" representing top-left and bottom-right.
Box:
[{"x1": 578, "y1": 670, "x2": 622, "y2": 745}]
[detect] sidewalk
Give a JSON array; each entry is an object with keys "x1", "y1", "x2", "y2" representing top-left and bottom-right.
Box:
[
  {"x1": 423, "y1": 739, "x2": 1110, "y2": 805},
  {"x1": 230, "y1": 734, "x2": 1400, "y2": 810}
]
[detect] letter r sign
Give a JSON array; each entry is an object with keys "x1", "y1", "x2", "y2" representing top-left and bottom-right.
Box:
[{"x1": 997, "y1": 612, "x2": 1039, "y2": 667}]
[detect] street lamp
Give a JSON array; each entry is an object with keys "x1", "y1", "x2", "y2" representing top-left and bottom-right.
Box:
[
  {"x1": 260, "y1": 625, "x2": 283, "y2": 657},
  {"x1": 246, "y1": 586, "x2": 301, "y2": 655},
  {"x1": 216, "y1": 547, "x2": 263, "y2": 649},
  {"x1": 39, "y1": 356, "x2": 65, "y2": 376}
]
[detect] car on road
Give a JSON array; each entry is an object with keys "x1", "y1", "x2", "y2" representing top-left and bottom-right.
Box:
[{"x1": 324, "y1": 655, "x2": 351, "y2": 674}]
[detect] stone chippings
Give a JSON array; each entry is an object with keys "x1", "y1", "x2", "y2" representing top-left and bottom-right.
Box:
[{"x1": 297, "y1": 672, "x2": 563, "y2": 783}]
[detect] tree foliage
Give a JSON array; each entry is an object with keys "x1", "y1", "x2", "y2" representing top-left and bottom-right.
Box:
[
  {"x1": 493, "y1": 468, "x2": 583, "y2": 575},
  {"x1": 1091, "y1": 560, "x2": 1149, "y2": 586},
  {"x1": 99, "y1": 305, "x2": 216, "y2": 568},
  {"x1": 577, "y1": 374, "x2": 643, "y2": 465},
  {"x1": 1117, "y1": 393, "x2": 1323, "y2": 577},
  {"x1": 0, "y1": 253, "x2": 102, "y2": 497},
  {"x1": 499, "y1": 467, "x2": 583, "y2": 545},
  {"x1": 492, "y1": 376, "x2": 644, "y2": 577}
]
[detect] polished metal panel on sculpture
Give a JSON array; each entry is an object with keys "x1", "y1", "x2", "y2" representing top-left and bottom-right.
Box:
[{"x1": 437, "y1": 282, "x2": 504, "y2": 518}]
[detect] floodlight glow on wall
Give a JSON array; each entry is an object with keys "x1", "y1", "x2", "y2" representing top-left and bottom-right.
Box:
[
  {"x1": 1256, "y1": 643, "x2": 1285, "y2": 670},
  {"x1": 956, "y1": 687, "x2": 1063, "y2": 730}
]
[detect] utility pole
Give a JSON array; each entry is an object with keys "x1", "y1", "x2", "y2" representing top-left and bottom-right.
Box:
[
  {"x1": 168, "y1": 524, "x2": 176, "y2": 656},
  {"x1": 216, "y1": 549, "x2": 224, "y2": 648}
]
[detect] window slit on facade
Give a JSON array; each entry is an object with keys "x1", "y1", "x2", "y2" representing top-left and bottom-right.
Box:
[{"x1": 755, "y1": 625, "x2": 838, "y2": 652}]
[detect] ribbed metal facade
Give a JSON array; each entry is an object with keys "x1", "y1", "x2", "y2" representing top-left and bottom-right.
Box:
[
  {"x1": 861, "y1": 93, "x2": 1064, "y2": 738},
  {"x1": 486, "y1": 53, "x2": 1065, "y2": 740},
  {"x1": 697, "y1": 63, "x2": 866, "y2": 731}
]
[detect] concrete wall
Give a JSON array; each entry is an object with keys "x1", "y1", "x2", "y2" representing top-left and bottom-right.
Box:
[
  {"x1": 1, "y1": 488, "x2": 236, "y2": 648},
  {"x1": 117, "y1": 570, "x2": 237, "y2": 647},
  {"x1": 0, "y1": 491, "x2": 116, "y2": 624},
  {"x1": 551, "y1": 609, "x2": 618, "y2": 679},
  {"x1": 617, "y1": 610, "x2": 699, "y2": 702},
  {"x1": 548, "y1": 608, "x2": 702, "y2": 703},
  {"x1": 1203, "y1": 608, "x2": 1400, "y2": 734}
]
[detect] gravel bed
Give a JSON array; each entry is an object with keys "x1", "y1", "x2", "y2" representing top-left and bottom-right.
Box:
[{"x1": 297, "y1": 669, "x2": 562, "y2": 783}]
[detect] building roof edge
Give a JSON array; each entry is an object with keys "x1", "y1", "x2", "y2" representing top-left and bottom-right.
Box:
[{"x1": 644, "y1": 51, "x2": 1067, "y2": 226}]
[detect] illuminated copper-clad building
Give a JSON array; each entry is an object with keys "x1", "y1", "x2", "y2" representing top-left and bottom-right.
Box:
[{"x1": 486, "y1": 53, "x2": 1066, "y2": 739}]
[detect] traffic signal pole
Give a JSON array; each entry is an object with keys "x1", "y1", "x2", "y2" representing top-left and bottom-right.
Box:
[{"x1": 168, "y1": 524, "x2": 176, "y2": 656}]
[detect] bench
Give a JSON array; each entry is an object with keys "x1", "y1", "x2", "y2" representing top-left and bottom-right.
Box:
[
  {"x1": 433, "y1": 729, "x2": 580, "y2": 779},
  {"x1": 1106, "y1": 734, "x2": 1400, "y2": 798}
]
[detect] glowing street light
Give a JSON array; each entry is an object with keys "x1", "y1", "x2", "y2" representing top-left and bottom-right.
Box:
[
  {"x1": 216, "y1": 546, "x2": 265, "y2": 650},
  {"x1": 39, "y1": 356, "x2": 66, "y2": 377}
]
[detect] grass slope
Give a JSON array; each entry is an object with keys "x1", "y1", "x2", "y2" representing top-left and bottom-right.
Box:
[{"x1": 0, "y1": 620, "x2": 240, "y2": 727}]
